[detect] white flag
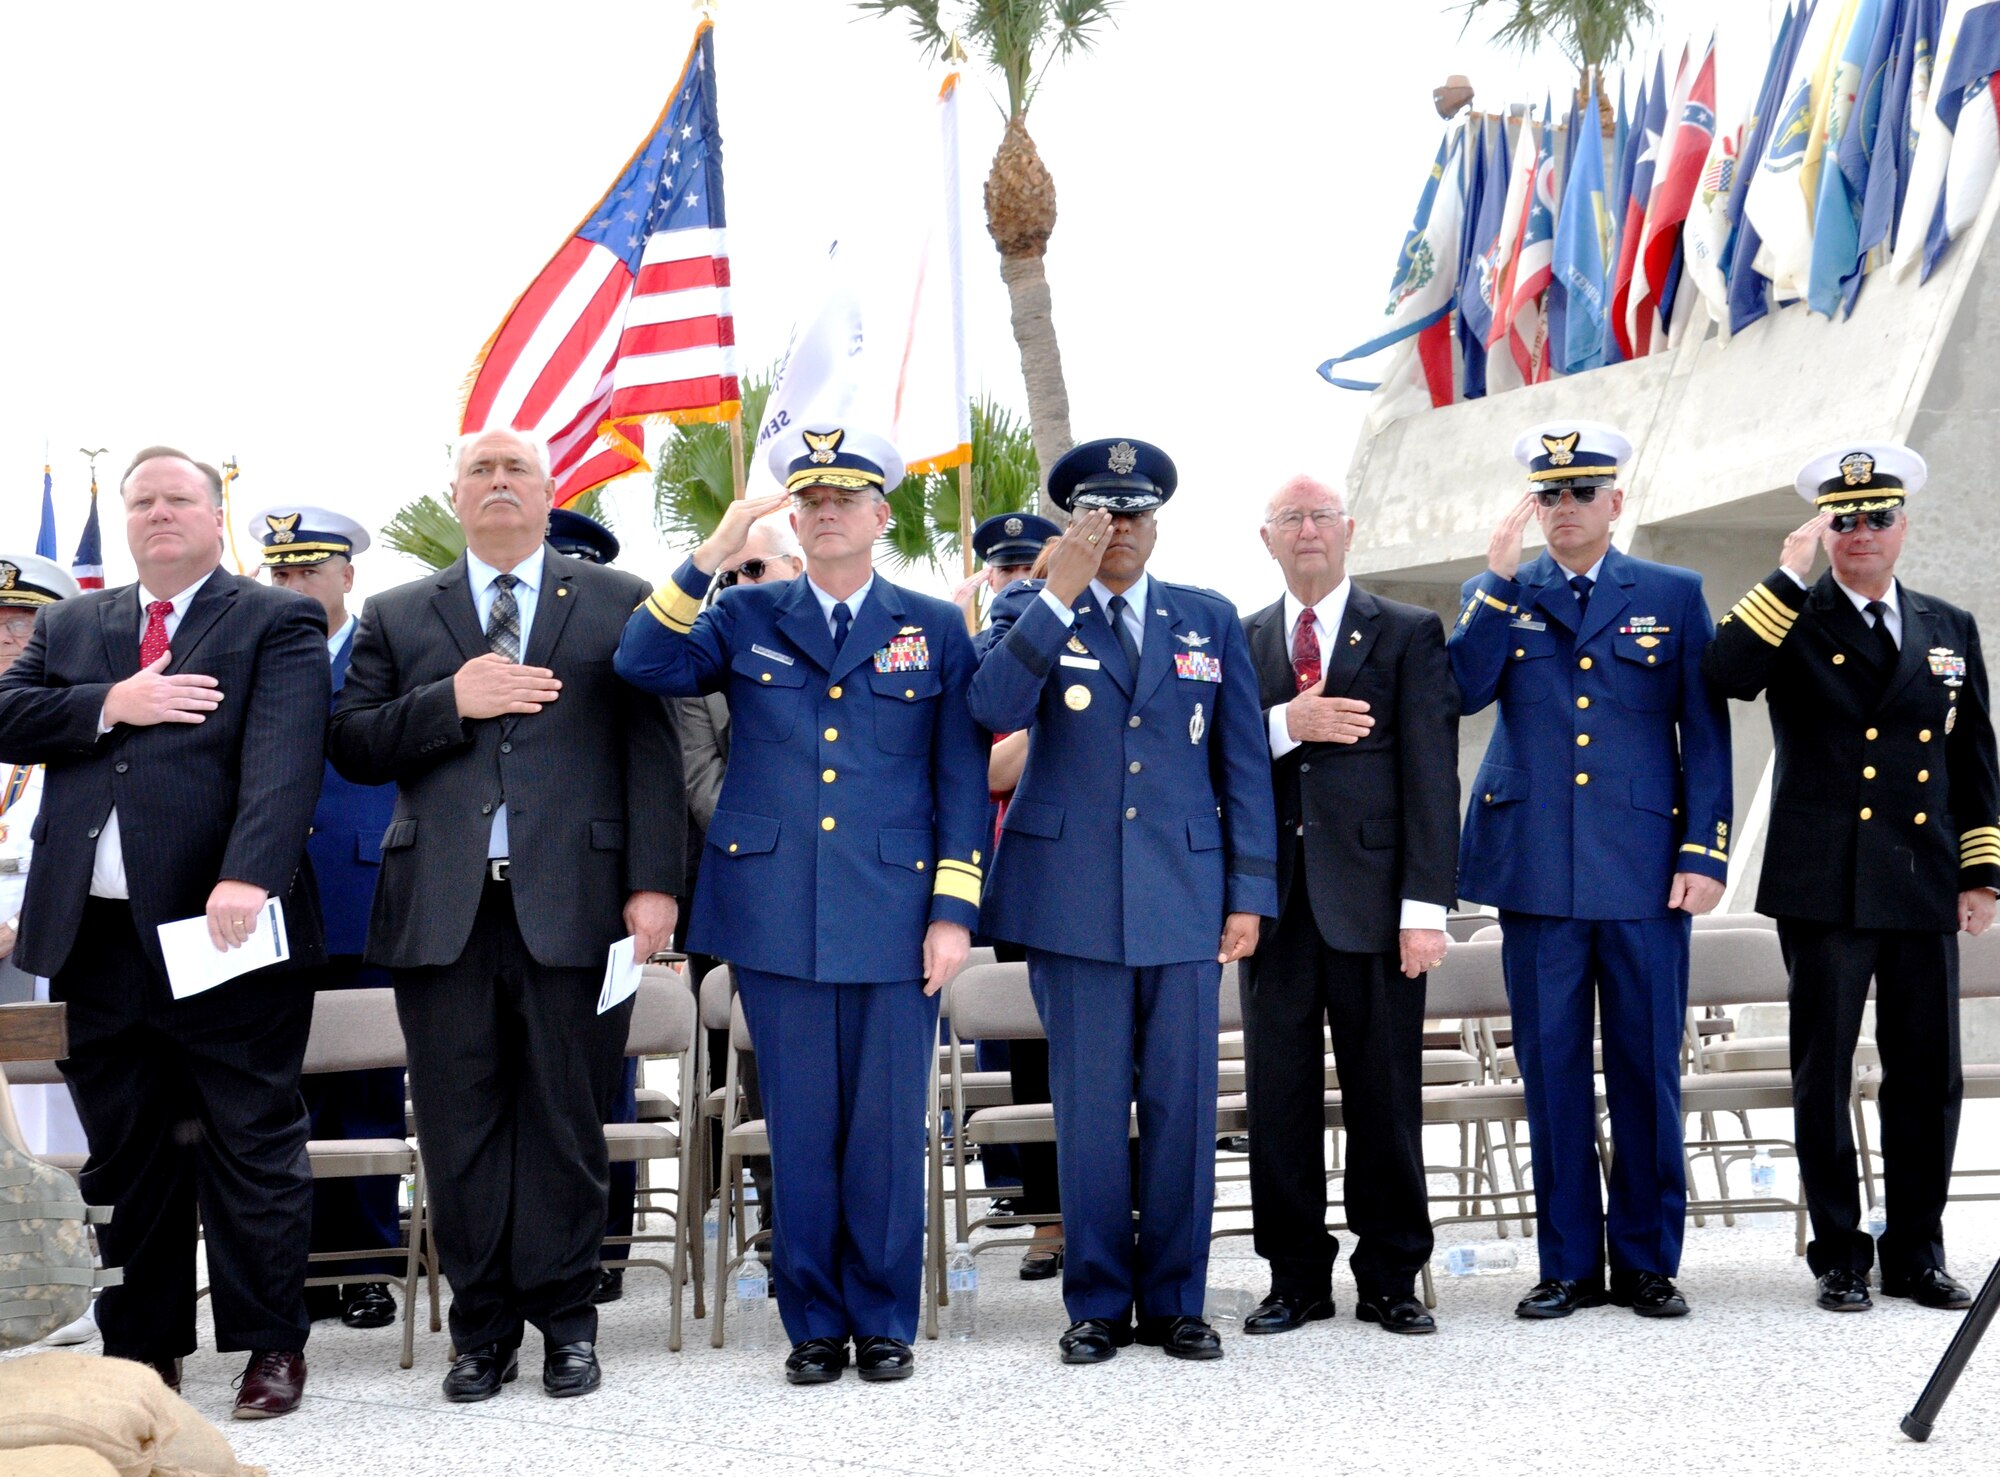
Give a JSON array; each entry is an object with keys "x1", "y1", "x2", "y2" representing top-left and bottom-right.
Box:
[
  {"x1": 1893, "y1": 0, "x2": 1973, "y2": 279},
  {"x1": 1745, "y1": 0, "x2": 1857, "y2": 299}
]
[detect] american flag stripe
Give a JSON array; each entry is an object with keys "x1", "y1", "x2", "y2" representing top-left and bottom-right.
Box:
[{"x1": 459, "y1": 20, "x2": 736, "y2": 503}]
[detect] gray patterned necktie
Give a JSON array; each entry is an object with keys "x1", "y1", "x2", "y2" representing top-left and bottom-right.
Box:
[{"x1": 487, "y1": 573, "x2": 521, "y2": 662}]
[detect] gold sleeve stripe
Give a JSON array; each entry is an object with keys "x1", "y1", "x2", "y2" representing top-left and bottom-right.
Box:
[
  {"x1": 1742, "y1": 584, "x2": 1799, "y2": 629},
  {"x1": 1478, "y1": 591, "x2": 1512, "y2": 614},
  {"x1": 647, "y1": 579, "x2": 701, "y2": 631},
  {"x1": 1963, "y1": 841, "x2": 2000, "y2": 859},
  {"x1": 933, "y1": 870, "x2": 981, "y2": 906},
  {"x1": 644, "y1": 590, "x2": 694, "y2": 633},
  {"x1": 1680, "y1": 843, "x2": 1729, "y2": 861},
  {"x1": 936, "y1": 858, "x2": 983, "y2": 880},
  {"x1": 1728, "y1": 598, "x2": 1787, "y2": 648},
  {"x1": 1963, "y1": 826, "x2": 2000, "y2": 842}
]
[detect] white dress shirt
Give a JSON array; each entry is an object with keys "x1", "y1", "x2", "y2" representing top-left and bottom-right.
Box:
[
  {"x1": 1267, "y1": 577, "x2": 1443, "y2": 934},
  {"x1": 91, "y1": 571, "x2": 217, "y2": 899},
  {"x1": 807, "y1": 573, "x2": 875, "y2": 638},
  {"x1": 465, "y1": 549, "x2": 545, "y2": 859},
  {"x1": 328, "y1": 611, "x2": 357, "y2": 658},
  {"x1": 1037, "y1": 573, "x2": 1151, "y2": 655},
  {"x1": 0, "y1": 763, "x2": 45, "y2": 925}
]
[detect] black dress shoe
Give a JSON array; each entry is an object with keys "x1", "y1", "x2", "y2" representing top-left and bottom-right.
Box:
[
  {"x1": 442, "y1": 1343, "x2": 519, "y2": 1402},
  {"x1": 542, "y1": 1340, "x2": 601, "y2": 1398},
  {"x1": 590, "y1": 1268, "x2": 625, "y2": 1305},
  {"x1": 111, "y1": 1352, "x2": 183, "y2": 1393},
  {"x1": 1135, "y1": 1315, "x2": 1224, "y2": 1361},
  {"x1": 1514, "y1": 1277, "x2": 1608, "y2": 1319},
  {"x1": 1355, "y1": 1292, "x2": 1437, "y2": 1334},
  {"x1": 785, "y1": 1337, "x2": 850, "y2": 1385},
  {"x1": 1609, "y1": 1270, "x2": 1690, "y2": 1319},
  {"x1": 1882, "y1": 1266, "x2": 1972, "y2": 1310},
  {"x1": 1816, "y1": 1268, "x2": 1874, "y2": 1312},
  {"x1": 1058, "y1": 1318, "x2": 1133, "y2": 1365},
  {"x1": 341, "y1": 1284, "x2": 397, "y2": 1329},
  {"x1": 1242, "y1": 1293, "x2": 1336, "y2": 1335},
  {"x1": 1019, "y1": 1245, "x2": 1063, "y2": 1281},
  {"x1": 854, "y1": 1336, "x2": 914, "y2": 1382}
]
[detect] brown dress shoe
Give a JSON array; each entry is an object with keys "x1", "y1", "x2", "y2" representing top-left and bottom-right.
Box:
[{"x1": 232, "y1": 1349, "x2": 307, "y2": 1419}]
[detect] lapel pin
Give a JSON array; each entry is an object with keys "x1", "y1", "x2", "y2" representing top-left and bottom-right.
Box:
[
  {"x1": 1348, "y1": 629, "x2": 1361, "y2": 645},
  {"x1": 556, "y1": 587, "x2": 569, "y2": 598}
]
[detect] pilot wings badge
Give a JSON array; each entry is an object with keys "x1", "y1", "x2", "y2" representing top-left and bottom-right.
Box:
[{"x1": 1175, "y1": 631, "x2": 1210, "y2": 648}]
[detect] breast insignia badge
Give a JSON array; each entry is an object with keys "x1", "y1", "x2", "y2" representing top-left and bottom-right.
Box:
[
  {"x1": 1065, "y1": 685, "x2": 1092, "y2": 712},
  {"x1": 1176, "y1": 631, "x2": 1210, "y2": 648},
  {"x1": 1189, "y1": 702, "x2": 1205, "y2": 745}
]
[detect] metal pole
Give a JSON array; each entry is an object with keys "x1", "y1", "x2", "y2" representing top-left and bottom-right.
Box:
[
  {"x1": 727, "y1": 410, "x2": 747, "y2": 501},
  {"x1": 958, "y1": 460, "x2": 977, "y2": 634},
  {"x1": 1902, "y1": 1253, "x2": 2000, "y2": 1441}
]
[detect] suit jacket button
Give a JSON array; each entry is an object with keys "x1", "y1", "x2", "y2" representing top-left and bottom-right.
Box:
[
  {"x1": 1833, "y1": 654, "x2": 1846, "y2": 665},
  {"x1": 87, "y1": 827, "x2": 100, "y2": 838},
  {"x1": 1919, "y1": 728, "x2": 1932, "y2": 742},
  {"x1": 1862, "y1": 765, "x2": 1875, "y2": 779},
  {"x1": 1860, "y1": 807, "x2": 1873, "y2": 820},
  {"x1": 821, "y1": 816, "x2": 837, "y2": 831},
  {"x1": 1578, "y1": 657, "x2": 1593, "y2": 670},
  {"x1": 1129, "y1": 761, "x2": 1142, "y2": 774},
  {"x1": 1128, "y1": 716, "x2": 1141, "y2": 728},
  {"x1": 1915, "y1": 812, "x2": 1928, "y2": 825},
  {"x1": 824, "y1": 728, "x2": 839, "y2": 742},
  {"x1": 1298, "y1": 763, "x2": 1310, "y2": 774},
  {"x1": 1918, "y1": 769, "x2": 1930, "y2": 782},
  {"x1": 114, "y1": 762, "x2": 128, "y2": 774},
  {"x1": 481, "y1": 803, "x2": 494, "y2": 815},
  {"x1": 500, "y1": 741, "x2": 512, "y2": 754},
  {"x1": 1575, "y1": 773, "x2": 1589, "y2": 786},
  {"x1": 1125, "y1": 807, "x2": 1138, "y2": 820},
  {"x1": 1865, "y1": 727, "x2": 1879, "y2": 740},
  {"x1": 828, "y1": 685, "x2": 843, "y2": 700}
]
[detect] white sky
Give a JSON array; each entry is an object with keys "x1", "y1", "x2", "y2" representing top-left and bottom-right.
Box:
[{"x1": 0, "y1": 0, "x2": 1782, "y2": 610}]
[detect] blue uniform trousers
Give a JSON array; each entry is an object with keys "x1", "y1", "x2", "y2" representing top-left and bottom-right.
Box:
[
  {"x1": 1027, "y1": 950, "x2": 1220, "y2": 1323},
  {"x1": 1500, "y1": 912, "x2": 1690, "y2": 1280},
  {"x1": 734, "y1": 969, "x2": 938, "y2": 1344},
  {"x1": 302, "y1": 958, "x2": 405, "y2": 1284}
]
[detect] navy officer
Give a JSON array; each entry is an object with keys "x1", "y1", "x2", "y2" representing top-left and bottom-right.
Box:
[
  {"x1": 1450, "y1": 421, "x2": 1731, "y2": 1321},
  {"x1": 968, "y1": 437, "x2": 1277, "y2": 1365},
  {"x1": 615, "y1": 425, "x2": 988, "y2": 1385}
]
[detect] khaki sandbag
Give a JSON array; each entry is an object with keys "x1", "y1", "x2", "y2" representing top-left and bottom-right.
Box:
[
  {"x1": 0, "y1": 1446, "x2": 126, "y2": 1476},
  {"x1": 0, "y1": 1353, "x2": 265, "y2": 1477}
]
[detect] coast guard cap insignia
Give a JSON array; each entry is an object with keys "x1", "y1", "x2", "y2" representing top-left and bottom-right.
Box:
[{"x1": 1540, "y1": 431, "x2": 1580, "y2": 467}]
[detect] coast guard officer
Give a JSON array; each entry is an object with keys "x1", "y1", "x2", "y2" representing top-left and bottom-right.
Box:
[
  {"x1": 251, "y1": 506, "x2": 405, "y2": 1332},
  {"x1": 968, "y1": 438, "x2": 1277, "y2": 1365},
  {"x1": 1451, "y1": 422, "x2": 1731, "y2": 1321},
  {"x1": 1704, "y1": 444, "x2": 1998, "y2": 1313},
  {"x1": 615, "y1": 425, "x2": 989, "y2": 1385},
  {"x1": 956, "y1": 512, "x2": 1061, "y2": 626}
]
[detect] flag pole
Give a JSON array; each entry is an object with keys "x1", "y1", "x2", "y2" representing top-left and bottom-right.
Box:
[
  {"x1": 220, "y1": 457, "x2": 247, "y2": 574},
  {"x1": 727, "y1": 410, "x2": 747, "y2": 500}
]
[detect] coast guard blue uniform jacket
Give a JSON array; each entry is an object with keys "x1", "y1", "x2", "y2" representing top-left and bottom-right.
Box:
[
  {"x1": 1450, "y1": 546, "x2": 1732, "y2": 918},
  {"x1": 614, "y1": 558, "x2": 990, "y2": 982},
  {"x1": 310, "y1": 628, "x2": 398, "y2": 957},
  {"x1": 969, "y1": 579, "x2": 1278, "y2": 960}
]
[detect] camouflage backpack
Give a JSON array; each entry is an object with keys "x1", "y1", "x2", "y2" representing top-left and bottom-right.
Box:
[{"x1": 1, "y1": 1100, "x2": 119, "y2": 1349}]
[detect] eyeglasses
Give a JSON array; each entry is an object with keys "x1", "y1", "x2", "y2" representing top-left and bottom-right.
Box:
[
  {"x1": 1533, "y1": 485, "x2": 1603, "y2": 508},
  {"x1": 1828, "y1": 509, "x2": 1901, "y2": 534},
  {"x1": 1265, "y1": 510, "x2": 1346, "y2": 532},
  {"x1": 0, "y1": 616, "x2": 34, "y2": 641},
  {"x1": 715, "y1": 559, "x2": 770, "y2": 588}
]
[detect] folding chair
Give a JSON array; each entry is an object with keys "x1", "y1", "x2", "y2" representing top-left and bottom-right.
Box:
[
  {"x1": 298, "y1": 986, "x2": 436, "y2": 1370},
  {"x1": 599, "y1": 966, "x2": 703, "y2": 1350}
]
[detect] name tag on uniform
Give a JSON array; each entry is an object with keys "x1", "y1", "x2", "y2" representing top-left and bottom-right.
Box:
[
  {"x1": 1174, "y1": 651, "x2": 1222, "y2": 682},
  {"x1": 1059, "y1": 653, "x2": 1101, "y2": 669},
  {"x1": 750, "y1": 643, "x2": 794, "y2": 666},
  {"x1": 1508, "y1": 617, "x2": 1547, "y2": 631},
  {"x1": 874, "y1": 634, "x2": 930, "y2": 673}
]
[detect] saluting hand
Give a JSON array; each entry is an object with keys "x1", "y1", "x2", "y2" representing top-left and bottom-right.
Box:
[
  {"x1": 923, "y1": 920, "x2": 972, "y2": 997},
  {"x1": 1218, "y1": 912, "x2": 1260, "y2": 965},
  {"x1": 1042, "y1": 509, "x2": 1114, "y2": 605},
  {"x1": 453, "y1": 653, "x2": 561, "y2": 720},
  {"x1": 951, "y1": 573, "x2": 985, "y2": 616},
  {"x1": 103, "y1": 651, "x2": 223, "y2": 727},
  {"x1": 692, "y1": 491, "x2": 791, "y2": 575},
  {"x1": 1285, "y1": 675, "x2": 1374, "y2": 744},
  {"x1": 1486, "y1": 493, "x2": 1539, "y2": 581},
  {"x1": 1781, "y1": 513, "x2": 1830, "y2": 581}
]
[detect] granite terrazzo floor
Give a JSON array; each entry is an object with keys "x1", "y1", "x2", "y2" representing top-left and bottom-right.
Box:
[{"x1": 14, "y1": 1105, "x2": 2000, "y2": 1476}]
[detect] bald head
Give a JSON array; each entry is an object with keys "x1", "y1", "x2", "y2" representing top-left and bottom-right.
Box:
[{"x1": 1260, "y1": 474, "x2": 1354, "y2": 604}]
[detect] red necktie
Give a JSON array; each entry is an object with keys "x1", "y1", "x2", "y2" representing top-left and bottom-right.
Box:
[
  {"x1": 1292, "y1": 608, "x2": 1321, "y2": 692},
  {"x1": 139, "y1": 599, "x2": 173, "y2": 668}
]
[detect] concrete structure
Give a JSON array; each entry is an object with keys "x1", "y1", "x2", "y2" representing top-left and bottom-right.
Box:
[{"x1": 1345, "y1": 179, "x2": 2000, "y2": 918}]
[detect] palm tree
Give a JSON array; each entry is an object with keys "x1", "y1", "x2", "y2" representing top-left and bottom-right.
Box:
[
  {"x1": 879, "y1": 394, "x2": 1042, "y2": 572},
  {"x1": 1459, "y1": 0, "x2": 1656, "y2": 117},
  {"x1": 651, "y1": 369, "x2": 775, "y2": 546},
  {"x1": 381, "y1": 481, "x2": 606, "y2": 572},
  {"x1": 857, "y1": 0, "x2": 1120, "y2": 516}
]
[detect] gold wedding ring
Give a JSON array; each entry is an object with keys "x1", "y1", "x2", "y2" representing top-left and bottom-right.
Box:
[{"x1": 1087, "y1": 534, "x2": 1099, "y2": 544}]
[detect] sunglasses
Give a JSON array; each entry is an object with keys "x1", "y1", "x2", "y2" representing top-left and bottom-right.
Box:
[
  {"x1": 715, "y1": 559, "x2": 770, "y2": 588},
  {"x1": 1828, "y1": 509, "x2": 1901, "y2": 534},
  {"x1": 1533, "y1": 485, "x2": 1603, "y2": 508}
]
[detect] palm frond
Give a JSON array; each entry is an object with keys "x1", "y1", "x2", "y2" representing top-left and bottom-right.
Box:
[
  {"x1": 878, "y1": 393, "x2": 1043, "y2": 571},
  {"x1": 851, "y1": 0, "x2": 950, "y2": 57},
  {"x1": 380, "y1": 493, "x2": 467, "y2": 572},
  {"x1": 857, "y1": 0, "x2": 1119, "y2": 119},
  {"x1": 650, "y1": 368, "x2": 776, "y2": 545},
  {"x1": 1457, "y1": 0, "x2": 1655, "y2": 70}
]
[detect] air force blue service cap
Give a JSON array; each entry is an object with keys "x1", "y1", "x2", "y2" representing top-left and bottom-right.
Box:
[
  {"x1": 1512, "y1": 420, "x2": 1633, "y2": 490},
  {"x1": 0, "y1": 553, "x2": 81, "y2": 607},
  {"x1": 1794, "y1": 443, "x2": 1926, "y2": 514},
  {"x1": 972, "y1": 512, "x2": 1060, "y2": 568},
  {"x1": 547, "y1": 507, "x2": 621, "y2": 564},
  {"x1": 767, "y1": 425, "x2": 904, "y2": 498},
  {"x1": 248, "y1": 506, "x2": 371, "y2": 568},
  {"x1": 1047, "y1": 438, "x2": 1177, "y2": 514}
]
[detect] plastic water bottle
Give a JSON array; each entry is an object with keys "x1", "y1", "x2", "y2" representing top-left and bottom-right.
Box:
[
  {"x1": 703, "y1": 1203, "x2": 720, "y2": 1257},
  {"x1": 946, "y1": 1243, "x2": 978, "y2": 1340},
  {"x1": 1203, "y1": 1285, "x2": 1254, "y2": 1322},
  {"x1": 1865, "y1": 1202, "x2": 1888, "y2": 1240},
  {"x1": 1748, "y1": 1149, "x2": 1780, "y2": 1225},
  {"x1": 732, "y1": 1257, "x2": 769, "y2": 1347},
  {"x1": 1439, "y1": 1243, "x2": 1517, "y2": 1276}
]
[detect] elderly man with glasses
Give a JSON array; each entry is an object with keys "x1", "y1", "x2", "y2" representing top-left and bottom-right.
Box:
[
  {"x1": 1449, "y1": 421, "x2": 1731, "y2": 1323},
  {"x1": 1704, "y1": 443, "x2": 1998, "y2": 1315}
]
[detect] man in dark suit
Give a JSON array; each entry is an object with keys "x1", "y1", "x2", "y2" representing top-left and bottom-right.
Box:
[
  {"x1": 329, "y1": 427, "x2": 685, "y2": 1403},
  {"x1": 1704, "y1": 442, "x2": 1998, "y2": 1314},
  {"x1": 0, "y1": 445, "x2": 329, "y2": 1414},
  {"x1": 253, "y1": 504, "x2": 404, "y2": 1332},
  {"x1": 1451, "y1": 422, "x2": 1731, "y2": 1322},
  {"x1": 1238, "y1": 474, "x2": 1459, "y2": 1337},
  {"x1": 969, "y1": 438, "x2": 1278, "y2": 1366},
  {"x1": 616, "y1": 425, "x2": 988, "y2": 1386}
]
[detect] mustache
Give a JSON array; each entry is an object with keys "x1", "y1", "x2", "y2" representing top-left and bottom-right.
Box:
[{"x1": 480, "y1": 490, "x2": 524, "y2": 509}]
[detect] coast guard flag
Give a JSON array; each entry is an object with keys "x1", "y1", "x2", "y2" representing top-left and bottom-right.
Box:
[
  {"x1": 1747, "y1": 0, "x2": 1858, "y2": 300},
  {"x1": 1553, "y1": 79, "x2": 1612, "y2": 373},
  {"x1": 1939, "y1": 0, "x2": 2000, "y2": 259},
  {"x1": 1637, "y1": 39, "x2": 1717, "y2": 351},
  {"x1": 70, "y1": 480, "x2": 103, "y2": 591},
  {"x1": 36, "y1": 469, "x2": 56, "y2": 560},
  {"x1": 1808, "y1": 0, "x2": 1888, "y2": 316},
  {"x1": 459, "y1": 19, "x2": 737, "y2": 504},
  {"x1": 1321, "y1": 120, "x2": 1467, "y2": 405}
]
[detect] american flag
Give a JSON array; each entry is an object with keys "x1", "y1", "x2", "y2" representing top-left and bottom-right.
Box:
[
  {"x1": 70, "y1": 477, "x2": 103, "y2": 590},
  {"x1": 460, "y1": 19, "x2": 737, "y2": 504}
]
